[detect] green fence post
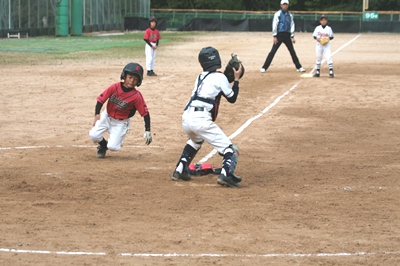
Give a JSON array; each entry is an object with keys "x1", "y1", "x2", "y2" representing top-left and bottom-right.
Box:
[
  {"x1": 56, "y1": 0, "x2": 69, "y2": 36},
  {"x1": 71, "y1": 0, "x2": 83, "y2": 36}
]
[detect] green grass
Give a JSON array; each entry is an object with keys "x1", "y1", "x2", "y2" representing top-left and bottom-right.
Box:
[{"x1": 0, "y1": 31, "x2": 199, "y2": 65}]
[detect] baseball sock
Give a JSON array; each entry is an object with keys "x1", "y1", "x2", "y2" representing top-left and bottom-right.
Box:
[{"x1": 99, "y1": 138, "x2": 107, "y2": 147}]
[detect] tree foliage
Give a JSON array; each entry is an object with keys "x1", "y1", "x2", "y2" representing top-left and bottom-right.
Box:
[{"x1": 151, "y1": 0, "x2": 400, "y2": 11}]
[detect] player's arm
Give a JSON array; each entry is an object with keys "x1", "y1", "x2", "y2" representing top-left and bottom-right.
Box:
[
  {"x1": 93, "y1": 101, "x2": 103, "y2": 125},
  {"x1": 144, "y1": 39, "x2": 153, "y2": 47},
  {"x1": 224, "y1": 65, "x2": 242, "y2": 104},
  {"x1": 143, "y1": 113, "x2": 152, "y2": 145},
  {"x1": 226, "y1": 81, "x2": 239, "y2": 103},
  {"x1": 144, "y1": 113, "x2": 151, "y2": 131}
]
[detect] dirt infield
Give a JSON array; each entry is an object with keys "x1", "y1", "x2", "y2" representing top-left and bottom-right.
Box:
[{"x1": 1, "y1": 32, "x2": 400, "y2": 265}]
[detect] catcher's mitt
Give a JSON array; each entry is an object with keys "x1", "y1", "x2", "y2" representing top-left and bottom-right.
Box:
[
  {"x1": 224, "y1": 53, "x2": 245, "y2": 83},
  {"x1": 320, "y1": 37, "x2": 330, "y2": 46}
]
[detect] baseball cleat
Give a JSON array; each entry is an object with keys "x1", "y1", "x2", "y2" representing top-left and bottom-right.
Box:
[
  {"x1": 313, "y1": 72, "x2": 320, "y2": 78},
  {"x1": 260, "y1": 68, "x2": 266, "y2": 73},
  {"x1": 297, "y1": 67, "x2": 306, "y2": 72},
  {"x1": 147, "y1": 70, "x2": 157, "y2": 76},
  {"x1": 217, "y1": 174, "x2": 239, "y2": 188},
  {"x1": 96, "y1": 145, "x2": 108, "y2": 158},
  {"x1": 230, "y1": 173, "x2": 242, "y2": 183},
  {"x1": 172, "y1": 171, "x2": 191, "y2": 181},
  {"x1": 329, "y1": 71, "x2": 334, "y2": 78}
]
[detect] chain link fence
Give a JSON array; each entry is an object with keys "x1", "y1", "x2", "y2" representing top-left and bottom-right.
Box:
[{"x1": 0, "y1": 0, "x2": 150, "y2": 37}]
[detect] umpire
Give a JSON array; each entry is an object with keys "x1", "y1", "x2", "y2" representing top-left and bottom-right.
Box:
[{"x1": 260, "y1": 0, "x2": 305, "y2": 73}]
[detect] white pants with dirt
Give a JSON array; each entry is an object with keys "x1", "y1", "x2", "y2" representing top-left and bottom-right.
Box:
[
  {"x1": 145, "y1": 42, "x2": 157, "y2": 71},
  {"x1": 316, "y1": 42, "x2": 333, "y2": 69},
  {"x1": 89, "y1": 111, "x2": 130, "y2": 151},
  {"x1": 182, "y1": 106, "x2": 231, "y2": 153}
]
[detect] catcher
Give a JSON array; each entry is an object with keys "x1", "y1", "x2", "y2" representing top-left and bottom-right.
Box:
[
  {"x1": 313, "y1": 14, "x2": 334, "y2": 78},
  {"x1": 171, "y1": 46, "x2": 244, "y2": 187}
]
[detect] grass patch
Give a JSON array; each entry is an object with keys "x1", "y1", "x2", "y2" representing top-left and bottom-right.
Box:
[{"x1": 0, "y1": 31, "x2": 200, "y2": 65}]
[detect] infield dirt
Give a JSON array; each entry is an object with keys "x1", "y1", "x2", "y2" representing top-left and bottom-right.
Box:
[{"x1": 1, "y1": 32, "x2": 400, "y2": 265}]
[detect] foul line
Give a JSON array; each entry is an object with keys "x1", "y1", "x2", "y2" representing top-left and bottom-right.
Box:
[
  {"x1": 0, "y1": 248, "x2": 399, "y2": 258},
  {"x1": 199, "y1": 33, "x2": 362, "y2": 163},
  {"x1": 0, "y1": 145, "x2": 163, "y2": 151}
]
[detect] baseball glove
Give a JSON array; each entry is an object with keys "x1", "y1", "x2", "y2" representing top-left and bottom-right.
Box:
[
  {"x1": 320, "y1": 37, "x2": 330, "y2": 46},
  {"x1": 224, "y1": 53, "x2": 245, "y2": 83}
]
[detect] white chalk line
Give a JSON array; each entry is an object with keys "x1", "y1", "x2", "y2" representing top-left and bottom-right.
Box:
[
  {"x1": 199, "y1": 33, "x2": 362, "y2": 164},
  {"x1": 0, "y1": 145, "x2": 163, "y2": 151},
  {"x1": 0, "y1": 248, "x2": 399, "y2": 258}
]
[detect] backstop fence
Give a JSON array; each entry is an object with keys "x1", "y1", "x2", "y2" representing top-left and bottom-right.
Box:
[
  {"x1": 0, "y1": 0, "x2": 150, "y2": 38},
  {"x1": 134, "y1": 9, "x2": 400, "y2": 33},
  {"x1": 1, "y1": 2, "x2": 399, "y2": 38}
]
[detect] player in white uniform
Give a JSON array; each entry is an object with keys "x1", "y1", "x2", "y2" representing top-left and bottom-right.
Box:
[
  {"x1": 313, "y1": 14, "x2": 334, "y2": 78},
  {"x1": 171, "y1": 46, "x2": 243, "y2": 187}
]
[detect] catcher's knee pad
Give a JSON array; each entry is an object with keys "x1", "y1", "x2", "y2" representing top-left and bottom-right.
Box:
[{"x1": 187, "y1": 139, "x2": 203, "y2": 151}]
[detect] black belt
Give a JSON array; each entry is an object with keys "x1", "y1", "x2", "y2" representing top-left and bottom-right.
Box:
[{"x1": 194, "y1": 107, "x2": 205, "y2": 111}]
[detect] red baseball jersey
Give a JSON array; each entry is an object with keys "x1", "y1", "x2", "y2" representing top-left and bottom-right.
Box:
[
  {"x1": 143, "y1": 28, "x2": 161, "y2": 43},
  {"x1": 96, "y1": 82, "x2": 149, "y2": 119}
]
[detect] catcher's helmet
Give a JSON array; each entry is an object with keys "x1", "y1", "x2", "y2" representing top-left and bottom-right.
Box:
[
  {"x1": 198, "y1": 46, "x2": 221, "y2": 71},
  {"x1": 149, "y1": 16, "x2": 157, "y2": 26},
  {"x1": 120, "y1": 62, "x2": 144, "y2": 87}
]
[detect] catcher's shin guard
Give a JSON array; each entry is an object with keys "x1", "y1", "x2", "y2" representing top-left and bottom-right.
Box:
[
  {"x1": 221, "y1": 144, "x2": 239, "y2": 177},
  {"x1": 175, "y1": 144, "x2": 199, "y2": 174}
]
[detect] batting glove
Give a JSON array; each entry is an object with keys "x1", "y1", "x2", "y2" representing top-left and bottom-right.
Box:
[{"x1": 143, "y1": 131, "x2": 152, "y2": 145}]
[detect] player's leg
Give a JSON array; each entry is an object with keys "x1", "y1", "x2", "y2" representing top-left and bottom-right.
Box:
[
  {"x1": 145, "y1": 45, "x2": 153, "y2": 76},
  {"x1": 172, "y1": 139, "x2": 202, "y2": 181},
  {"x1": 107, "y1": 119, "x2": 130, "y2": 151},
  {"x1": 171, "y1": 113, "x2": 203, "y2": 181},
  {"x1": 314, "y1": 44, "x2": 323, "y2": 77},
  {"x1": 89, "y1": 111, "x2": 111, "y2": 158},
  {"x1": 195, "y1": 120, "x2": 240, "y2": 187},
  {"x1": 324, "y1": 45, "x2": 334, "y2": 77},
  {"x1": 151, "y1": 48, "x2": 157, "y2": 75}
]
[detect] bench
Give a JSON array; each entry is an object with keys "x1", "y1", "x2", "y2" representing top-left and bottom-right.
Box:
[{"x1": 7, "y1": 29, "x2": 29, "y2": 39}]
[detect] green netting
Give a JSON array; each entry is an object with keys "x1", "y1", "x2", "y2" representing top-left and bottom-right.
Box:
[{"x1": 146, "y1": 11, "x2": 363, "y2": 29}]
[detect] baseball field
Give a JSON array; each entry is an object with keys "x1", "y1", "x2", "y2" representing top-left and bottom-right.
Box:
[{"x1": 1, "y1": 31, "x2": 399, "y2": 265}]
